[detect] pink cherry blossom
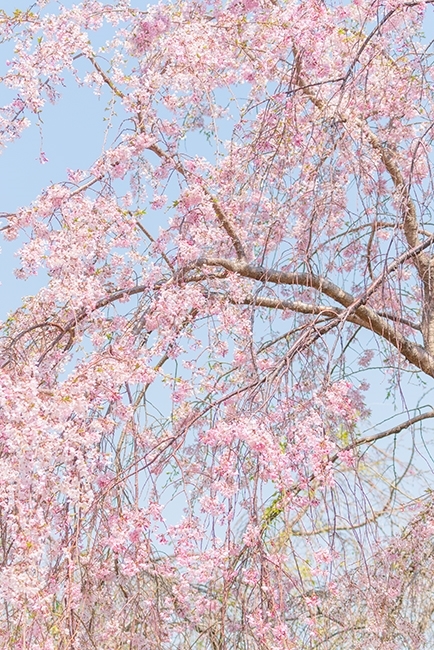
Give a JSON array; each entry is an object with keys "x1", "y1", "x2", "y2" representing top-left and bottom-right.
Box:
[{"x1": 0, "y1": 0, "x2": 434, "y2": 647}]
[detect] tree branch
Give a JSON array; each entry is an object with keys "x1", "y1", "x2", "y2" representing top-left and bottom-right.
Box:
[
  {"x1": 197, "y1": 255, "x2": 434, "y2": 376},
  {"x1": 148, "y1": 144, "x2": 246, "y2": 260},
  {"x1": 334, "y1": 410, "x2": 434, "y2": 458}
]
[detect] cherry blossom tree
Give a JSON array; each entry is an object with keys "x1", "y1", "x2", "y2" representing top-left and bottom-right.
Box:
[{"x1": 2, "y1": 0, "x2": 434, "y2": 647}]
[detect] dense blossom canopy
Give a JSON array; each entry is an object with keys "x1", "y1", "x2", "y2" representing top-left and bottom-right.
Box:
[{"x1": 1, "y1": 0, "x2": 434, "y2": 647}]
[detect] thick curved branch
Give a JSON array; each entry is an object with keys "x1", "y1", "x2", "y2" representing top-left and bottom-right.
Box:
[
  {"x1": 232, "y1": 294, "x2": 342, "y2": 318},
  {"x1": 197, "y1": 255, "x2": 434, "y2": 376},
  {"x1": 236, "y1": 294, "x2": 420, "y2": 331}
]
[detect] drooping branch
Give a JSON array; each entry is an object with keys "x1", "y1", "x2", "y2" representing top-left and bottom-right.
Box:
[
  {"x1": 261, "y1": 409, "x2": 434, "y2": 536},
  {"x1": 293, "y1": 45, "x2": 434, "y2": 353}
]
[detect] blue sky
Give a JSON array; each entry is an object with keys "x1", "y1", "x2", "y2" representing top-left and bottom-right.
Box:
[{"x1": 0, "y1": 0, "x2": 126, "y2": 317}]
